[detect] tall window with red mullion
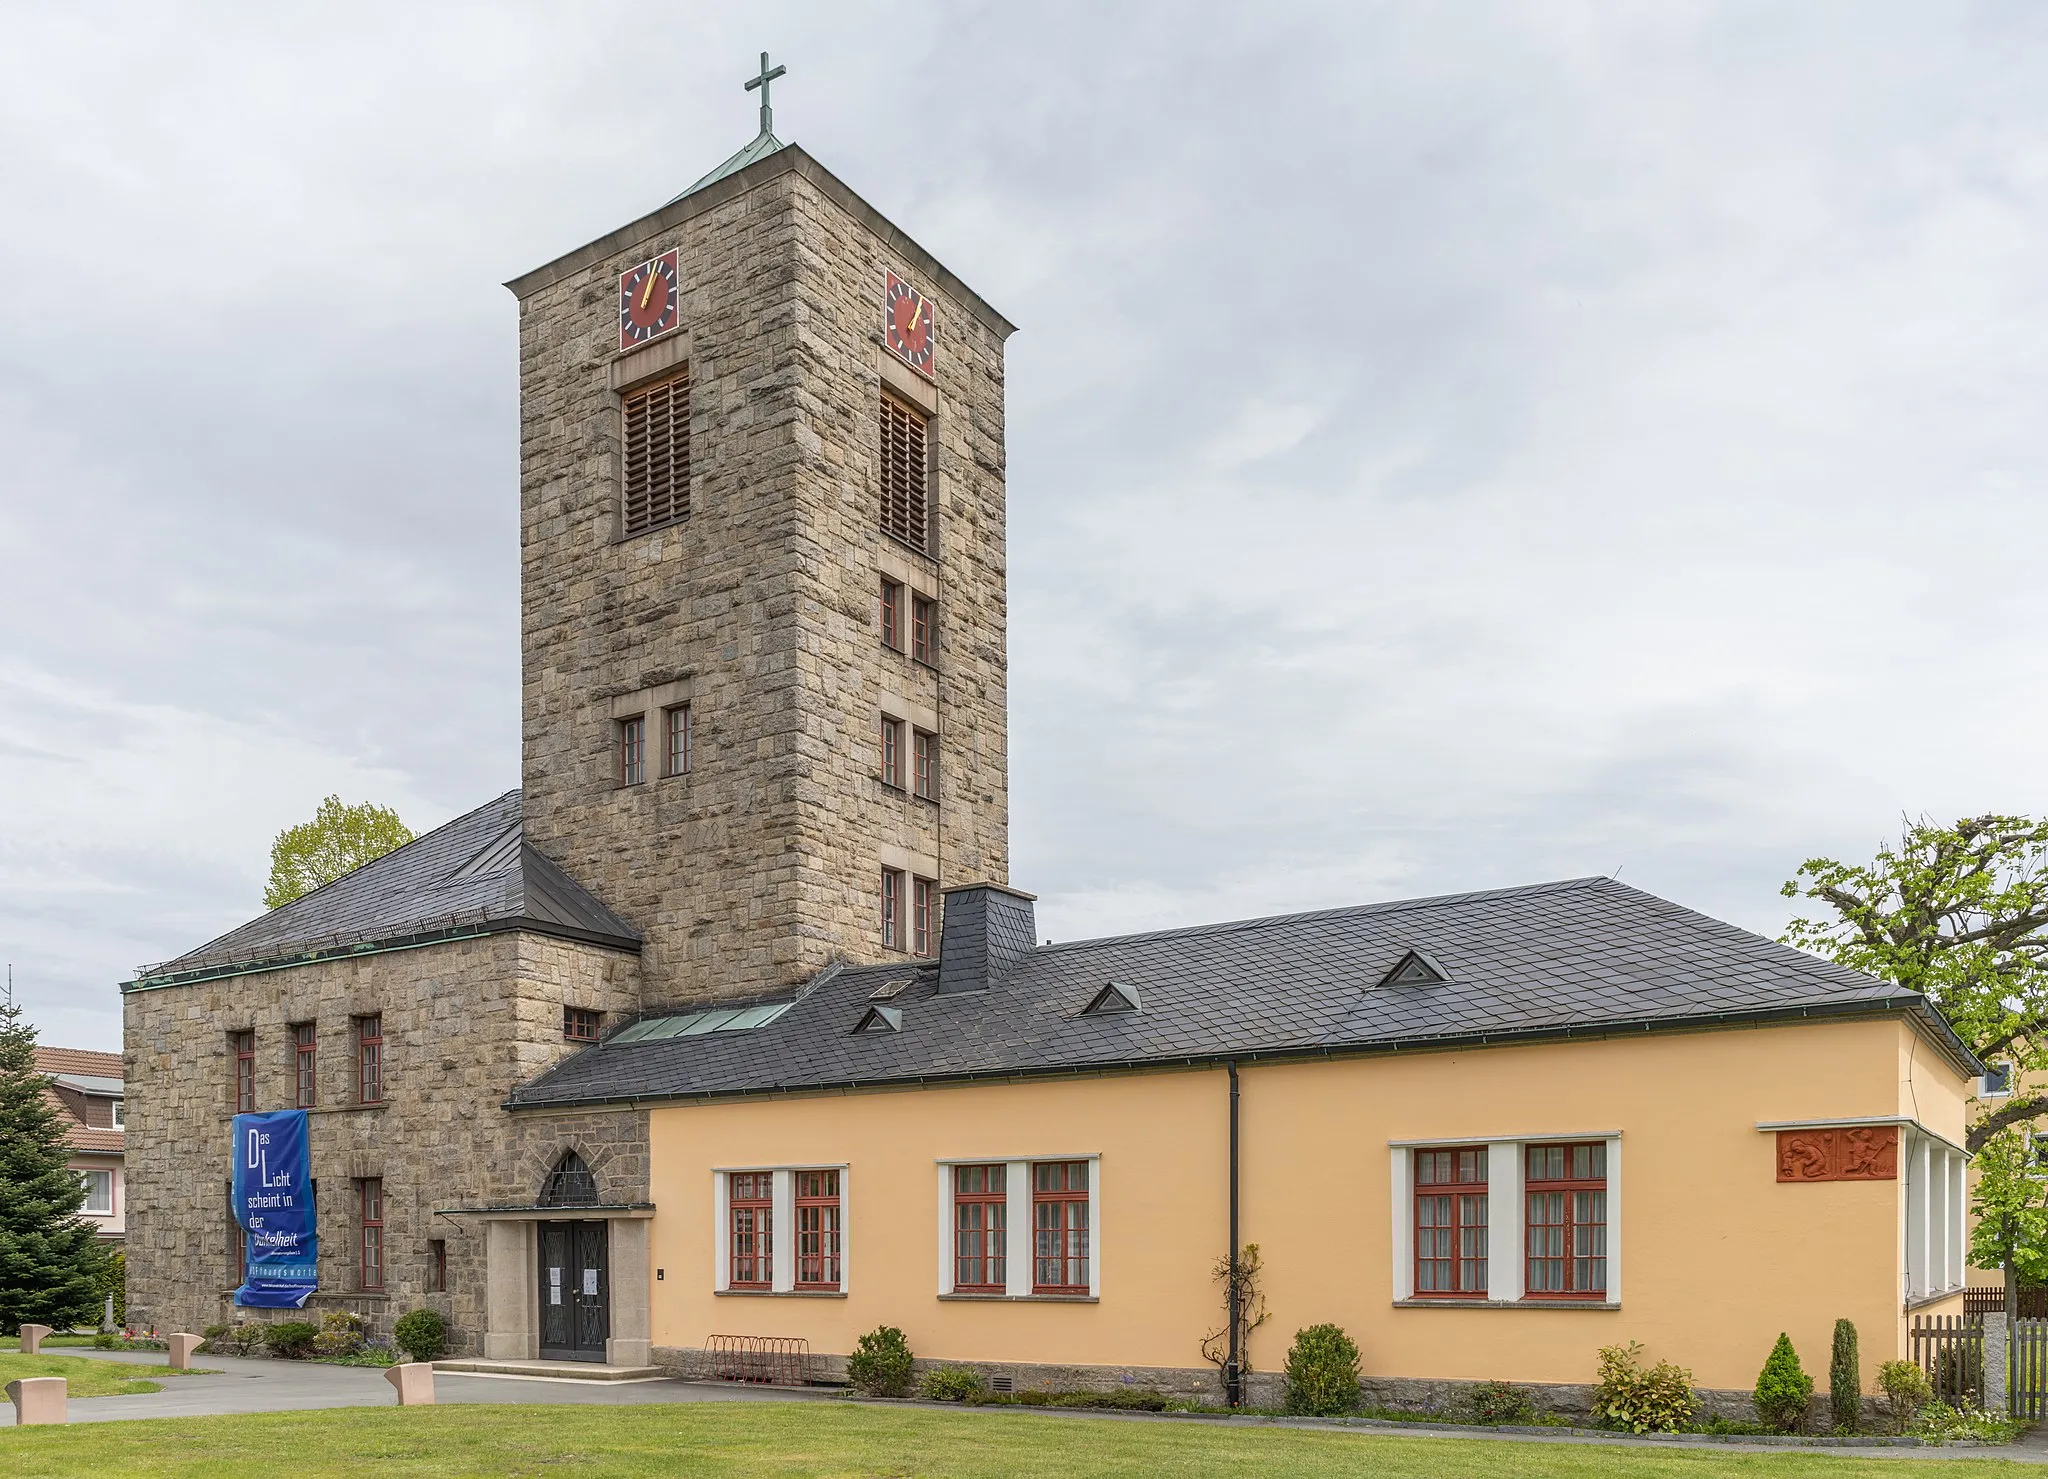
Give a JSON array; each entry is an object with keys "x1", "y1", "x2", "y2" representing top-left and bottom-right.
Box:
[
  {"x1": 953, "y1": 1164, "x2": 1006, "y2": 1292},
  {"x1": 357, "y1": 1014, "x2": 383, "y2": 1105},
  {"x1": 232, "y1": 1029, "x2": 255, "y2": 1113},
  {"x1": 911, "y1": 595, "x2": 933, "y2": 664},
  {"x1": 292, "y1": 1023, "x2": 317, "y2": 1109},
  {"x1": 728, "y1": 1172, "x2": 773, "y2": 1289},
  {"x1": 881, "y1": 869, "x2": 902, "y2": 949},
  {"x1": 880, "y1": 717, "x2": 903, "y2": 789},
  {"x1": 1032, "y1": 1161, "x2": 1089, "y2": 1294},
  {"x1": 913, "y1": 730, "x2": 936, "y2": 800},
  {"x1": 1414, "y1": 1146, "x2": 1488, "y2": 1296},
  {"x1": 912, "y1": 878, "x2": 935, "y2": 957},
  {"x1": 359, "y1": 1177, "x2": 384, "y2": 1291},
  {"x1": 795, "y1": 1170, "x2": 842, "y2": 1291},
  {"x1": 1525, "y1": 1142, "x2": 1607, "y2": 1299},
  {"x1": 880, "y1": 579, "x2": 903, "y2": 651}
]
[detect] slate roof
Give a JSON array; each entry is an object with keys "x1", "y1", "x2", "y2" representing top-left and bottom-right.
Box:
[
  {"x1": 128, "y1": 792, "x2": 639, "y2": 988},
  {"x1": 508, "y1": 876, "x2": 1977, "y2": 1109}
]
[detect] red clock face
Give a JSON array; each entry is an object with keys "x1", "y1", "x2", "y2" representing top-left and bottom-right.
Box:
[
  {"x1": 619, "y1": 250, "x2": 681, "y2": 350},
  {"x1": 884, "y1": 270, "x2": 936, "y2": 380}
]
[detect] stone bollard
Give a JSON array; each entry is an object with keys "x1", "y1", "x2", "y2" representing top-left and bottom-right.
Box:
[
  {"x1": 6, "y1": 1377, "x2": 67, "y2": 1426},
  {"x1": 385, "y1": 1362, "x2": 435, "y2": 1406},
  {"x1": 167, "y1": 1333, "x2": 202, "y2": 1371},
  {"x1": 1986, "y1": 1311, "x2": 2010, "y2": 1415},
  {"x1": 17, "y1": 1324, "x2": 52, "y2": 1355}
]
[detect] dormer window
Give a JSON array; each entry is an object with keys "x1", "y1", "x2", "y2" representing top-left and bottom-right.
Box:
[
  {"x1": 1082, "y1": 981, "x2": 1141, "y2": 1016},
  {"x1": 853, "y1": 1005, "x2": 903, "y2": 1034},
  {"x1": 109, "y1": 1098, "x2": 125, "y2": 1130},
  {"x1": 1375, "y1": 949, "x2": 1451, "y2": 989}
]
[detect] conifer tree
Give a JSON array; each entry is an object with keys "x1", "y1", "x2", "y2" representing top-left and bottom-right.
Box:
[{"x1": 0, "y1": 996, "x2": 109, "y2": 1334}]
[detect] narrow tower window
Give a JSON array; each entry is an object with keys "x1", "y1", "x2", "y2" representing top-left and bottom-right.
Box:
[
  {"x1": 617, "y1": 716, "x2": 646, "y2": 785},
  {"x1": 911, "y1": 595, "x2": 934, "y2": 664},
  {"x1": 880, "y1": 579, "x2": 904, "y2": 650},
  {"x1": 913, "y1": 730, "x2": 937, "y2": 801},
  {"x1": 292, "y1": 1023, "x2": 317, "y2": 1109},
  {"x1": 622, "y1": 368, "x2": 691, "y2": 536},
  {"x1": 664, "y1": 704, "x2": 692, "y2": 777},
  {"x1": 880, "y1": 717, "x2": 903, "y2": 789},
  {"x1": 231, "y1": 1029, "x2": 255, "y2": 1113},
  {"x1": 913, "y1": 877, "x2": 935, "y2": 957},
  {"x1": 878, "y1": 395, "x2": 928, "y2": 552},
  {"x1": 881, "y1": 868, "x2": 904, "y2": 949},
  {"x1": 356, "y1": 1014, "x2": 383, "y2": 1105}
]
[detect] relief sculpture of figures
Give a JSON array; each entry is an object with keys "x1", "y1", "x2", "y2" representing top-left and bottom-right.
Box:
[{"x1": 1776, "y1": 1126, "x2": 1899, "y2": 1183}]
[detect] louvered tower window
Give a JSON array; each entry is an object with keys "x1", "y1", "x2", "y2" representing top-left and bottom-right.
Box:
[
  {"x1": 878, "y1": 394, "x2": 928, "y2": 551},
  {"x1": 622, "y1": 369, "x2": 691, "y2": 535}
]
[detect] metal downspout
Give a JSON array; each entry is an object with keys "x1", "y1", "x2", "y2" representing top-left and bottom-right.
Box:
[{"x1": 1227, "y1": 1060, "x2": 1242, "y2": 1408}]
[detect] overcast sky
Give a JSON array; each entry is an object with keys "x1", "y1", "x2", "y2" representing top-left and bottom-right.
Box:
[{"x1": 3, "y1": 3, "x2": 2045, "y2": 1051}]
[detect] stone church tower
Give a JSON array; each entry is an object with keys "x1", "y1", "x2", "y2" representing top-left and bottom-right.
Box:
[
  {"x1": 512, "y1": 123, "x2": 1016, "y2": 1006},
  {"x1": 120, "y1": 95, "x2": 1018, "y2": 1360}
]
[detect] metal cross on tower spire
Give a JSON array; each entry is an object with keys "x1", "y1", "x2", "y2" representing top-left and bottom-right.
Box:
[{"x1": 745, "y1": 51, "x2": 787, "y2": 139}]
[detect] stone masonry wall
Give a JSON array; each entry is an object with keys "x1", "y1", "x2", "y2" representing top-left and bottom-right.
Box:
[
  {"x1": 123, "y1": 930, "x2": 646, "y2": 1351},
  {"x1": 515, "y1": 148, "x2": 1011, "y2": 1012}
]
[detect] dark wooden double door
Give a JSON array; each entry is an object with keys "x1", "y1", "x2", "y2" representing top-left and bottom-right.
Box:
[{"x1": 538, "y1": 1220, "x2": 609, "y2": 1362}]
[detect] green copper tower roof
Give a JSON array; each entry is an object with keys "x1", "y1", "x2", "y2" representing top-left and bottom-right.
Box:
[{"x1": 670, "y1": 50, "x2": 789, "y2": 206}]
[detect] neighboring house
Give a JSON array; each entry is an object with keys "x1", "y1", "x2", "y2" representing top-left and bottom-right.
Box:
[{"x1": 36, "y1": 1046, "x2": 125, "y2": 1242}]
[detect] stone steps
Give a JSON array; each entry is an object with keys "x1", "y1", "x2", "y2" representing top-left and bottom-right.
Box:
[{"x1": 433, "y1": 1358, "x2": 666, "y2": 1382}]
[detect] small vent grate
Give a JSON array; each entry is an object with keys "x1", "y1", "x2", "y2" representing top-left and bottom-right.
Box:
[
  {"x1": 623, "y1": 368, "x2": 691, "y2": 536},
  {"x1": 878, "y1": 394, "x2": 928, "y2": 551},
  {"x1": 990, "y1": 1375, "x2": 1015, "y2": 1393}
]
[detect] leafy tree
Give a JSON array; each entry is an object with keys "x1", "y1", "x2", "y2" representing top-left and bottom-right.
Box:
[
  {"x1": 1966, "y1": 1127, "x2": 2048, "y2": 1285},
  {"x1": 264, "y1": 796, "x2": 415, "y2": 909},
  {"x1": 1782, "y1": 814, "x2": 2048, "y2": 1153},
  {"x1": 0, "y1": 996, "x2": 110, "y2": 1334}
]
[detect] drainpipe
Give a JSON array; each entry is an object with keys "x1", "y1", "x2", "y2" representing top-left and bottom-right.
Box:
[{"x1": 1226, "y1": 1060, "x2": 1242, "y2": 1408}]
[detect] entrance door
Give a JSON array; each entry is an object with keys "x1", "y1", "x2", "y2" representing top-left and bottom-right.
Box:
[{"x1": 537, "y1": 1220, "x2": 610, "y2": 1362}]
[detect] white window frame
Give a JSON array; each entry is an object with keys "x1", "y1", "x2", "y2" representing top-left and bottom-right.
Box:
[
  {"x1": 80, "y1": 1168, "x2": 114, "y2": 1215},
  {"x1": 1390, "y1": 1133, "x2": 1621, "y2": 1306},
  {"x1": 935, "y1": 1154, "x2": 1102, "y2": 1300},
  {"x1": 109, "y1": 1098, "x2": 125, "y2": 1130},
  {"x1": 712, "y1": 1165, "x2": 850, "y2": 1295}
]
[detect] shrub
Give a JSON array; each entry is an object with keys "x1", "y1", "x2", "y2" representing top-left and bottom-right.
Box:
[
  {"x1": 1829, "y1": 1318, "x2": 1860, "y2": 1433},
  {"x1": 393, "y1": 1308, "x2": 447, "y2": 1363},
  {"x1": 1468, "y1": 1380, "x2": 1537, "y2": 1425},
  {"x1": 919, "y1": 1366, "x2": 988, "y2": 1403},
  {"x1": 1282, "y1": 1324, "x2": 1361, "y2": 1416},
  {"x1": 1878, "y1": 1360, "x2": 1932, "y2": 1434},
  {"x1": 200, "y1": 1320, "x2": 266, "y2": 1356},
  {"x1": 845, "y1": 1325, "x2": 915, "y2": 1397},
  {"x1": 1754, "y1": 1332, "x2": 1815, "y2": 1433},
  {"x1": 1914, "y1": 1399, "x2": 2017, "y2": 1445},
  {"x1": 264, "y1": 1320, "x2": 320, "y2": 1359},
  {"x1": 311, "y1": 1310, "x2": 365, "y2": 1359},
  {"x1": 92, "y1": 1331, "x2": 119, "y2": 1349},
  {"x1": 1591, "y1": 1341, "x2": 1695, "y2": 1434}
]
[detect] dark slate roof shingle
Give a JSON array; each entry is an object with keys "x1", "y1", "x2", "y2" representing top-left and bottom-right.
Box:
[
  {"x1": 508, "y1": 875, "x2": 1972, "y2": 1108},
  {"x1": 131, "y1": 792, "x2": 638, "y2": 985}
]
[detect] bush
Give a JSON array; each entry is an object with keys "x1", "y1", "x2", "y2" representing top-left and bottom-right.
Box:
[
  {"x1": 845, "y1": 1325, "x2": 915, "y2": 1397},
  {"x1": 1754, "y1": 1332, "x2": 1815, "y2": 1433},
  {"x1": 91, "y1": 1331, "x2": 119, "y2": 1349},
  {"x1": 919, "y1": 1366, "x2": 988, "y2": 1403},
  {"x1": 1914, "y1": 1399, "x2": 2017, "y2": 1445},
  {"x1": 311, "y1": 1310, "x2": 365, "y2": 1359},
  {"x1": 1282, "y1": 1324, "x2": 1361, "y2": 1416},
  {"x1": 264, "y1": 1320, "x2": 320, "y2": 1359},
  {"x1": 199, "y1": 1320, "x2": 266, "y2": 1356},
  {"x1": 393, "y1": 1308, "x2": 447, "y2": 1363},
  {"x1": 1878, "y1": 1360, "x2": 1932, "y2": 1434},
  {"x1": 1468, "y1": 1380, "x2": 1537, "y2": 1425},
  {"x1": 1591, "y1": 1341, "x2": 1695, "y2": 1434},
  {"x1": 1829, "y1": 1318, "x2": 1860, "y2": 1433}
]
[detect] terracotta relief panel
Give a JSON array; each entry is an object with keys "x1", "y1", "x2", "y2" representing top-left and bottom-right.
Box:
[{"x1": 1775, "y1": 1125, "x2": 1899, "y2": 1182}]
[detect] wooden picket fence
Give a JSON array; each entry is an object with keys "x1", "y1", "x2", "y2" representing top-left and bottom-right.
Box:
[
  {"x1": 2013, "y1": 1318, "x2": 2048, "y2": 1420},
  {"x1": 1910, "y1": 1314, "x2": 1982, "y2": 1405}
]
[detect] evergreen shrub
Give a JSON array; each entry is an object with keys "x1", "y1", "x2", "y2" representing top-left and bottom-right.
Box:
[
  {"x1": 264, "y1": 1320, "x2": 320, "y2": 1359},
  {"x1": 1754, "y1": 1332, "x2": 1815, "y2": 1432},
  {"x1": 1829, "y1": 1318, "x2": 1860, "y2": 1433},
  {"x1": 1591, "y1": 1341, "x2": 1695, "y2": 1433},
  {"x1": 1468, "y1": 1380, "x2": 1537, "y2": 1425},
  {"x1": 919, "y1": 1366, "x2": 989, "y2": 1402},
  {"x1": 1282, "y1": 1324, "x2": 1361, "y2": 1416},
  {"x1": 846, "y1": 1325, "x2": 915, "y2": 1397},
  {"x1": 393, "y1": 1308, "x2": 447, "y2": 1363}
]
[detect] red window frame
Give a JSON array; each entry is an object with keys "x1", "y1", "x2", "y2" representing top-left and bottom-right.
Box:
[
  {"x1": 913, "y1": 730, "x2": 936, "y2": 800},
  {"x1": 728, "y1": 1171, "x2": 773, "y2": 1289},
  {"x1": 1413, "y1": 1146, "x2": 1488, "y2": 1297},
  {"x1": 293, "y1": 1023, "x2": 317, "y2": 1109},
  {"x1": 953, "y1": 1164, "x2": 1007, "y2": 1292},
  {"x1": 795, "y1": 1170, "x2": 842, "y2": 1291},
  {"x1": 1524, "y1": 1142, "x2": 1607, "y2": 1300},
  {"x1": 360, "y1": 1177, "x2": 384, "y2": 1291},
  {"x1": 880, "y1": 579, "x2": 903, "y2": 650},
  {"x1": 232, "y1": 1029, "x2": 255, "y2": 1113},
  {"x1": 881, "y1": 717, "x2": 903, "y2": 789},
  {"x1": 881, "y1": 868, "x2": 902, "y2": 949},
  {"x1": 913, "y1": 878, "x2": 935, "y2": 958},
  {"x1": 563, "y1": 1007, "x2": 602, "y2": 1042},
  {"x1": 1032, "y1": 1161, "x2": 1090, "y2": 1294},
  {"x1": 911, "y1": 595, "x2": 934, "y2": 664},
  {"x1": 618, "y1": 715, "x2": 646, "y2": 785},
  {"x1": 356, "y1": 1014, "x2": 383, "y2": 1105},
  {"x1": 664, "y1": 704, "x2": 692, "y2": 777}
]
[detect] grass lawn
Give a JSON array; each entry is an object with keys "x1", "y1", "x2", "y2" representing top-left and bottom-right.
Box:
[
  {"x1": 0, "y1": 1402, "x2": 2033, "y2": 1478},
  {"x1": 0, "y1": 1352, "x2": 186, "y2": 1397}
]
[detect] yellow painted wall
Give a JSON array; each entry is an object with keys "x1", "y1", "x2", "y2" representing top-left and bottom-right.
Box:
[{"x1": 647, "y1": 1015, "x2": 1965, "y2": 1392}]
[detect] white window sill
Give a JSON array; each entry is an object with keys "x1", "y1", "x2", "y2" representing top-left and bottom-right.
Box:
[
  {"x1": 1394, "y1": 1298, "x2": 1619, "y2": 1311},
  {"x1": 714, "y1": 1289, "x2": 847, "y2": 1298},
  {"x1": 938, "y1": 1292, "x2": 1098, "y2": 1303}
]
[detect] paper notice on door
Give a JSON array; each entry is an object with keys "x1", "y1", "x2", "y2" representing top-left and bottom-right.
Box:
[
  {"x1": 550, "y1": 1287, "x2": 561, "y2": 1305},
  {"x1": 583, "y1": 1268, "x2": 598, "y2": 1296},
  {"x1": 550, "y1": 1267, "x2": 562, "y2": 1304}
]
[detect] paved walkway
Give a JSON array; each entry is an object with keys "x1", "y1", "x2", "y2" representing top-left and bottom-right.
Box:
[{"x1": 8, "y1": 1347, "x2": 2048, "y2": 1461}]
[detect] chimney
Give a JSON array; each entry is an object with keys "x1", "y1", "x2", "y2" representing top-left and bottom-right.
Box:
[{"x1": 936, "y1": 883, "x2": 1038, "y2": 995}]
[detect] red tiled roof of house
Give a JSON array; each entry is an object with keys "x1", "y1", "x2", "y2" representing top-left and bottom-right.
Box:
[
  {"x1": 33, "y1": 1046, "x2": 123, "y2": 1078},
  {"x1": 33, "y1": 1046, "x2": 124, "y2": 1156}
]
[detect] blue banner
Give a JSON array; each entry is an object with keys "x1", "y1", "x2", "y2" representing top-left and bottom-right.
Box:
[{"x1": 231, "y1": 1110, "x2": 318, "y2": 1308}]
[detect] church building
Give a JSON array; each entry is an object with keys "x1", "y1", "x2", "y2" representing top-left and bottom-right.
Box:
[{"x1": 123, "y1": 68, "x2": 1983, "y2": 1411}]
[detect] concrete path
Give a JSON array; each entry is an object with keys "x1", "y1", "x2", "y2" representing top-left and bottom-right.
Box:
[{"x1": 7, "y1": 1347, "x2": 2048, "y2": 1461}]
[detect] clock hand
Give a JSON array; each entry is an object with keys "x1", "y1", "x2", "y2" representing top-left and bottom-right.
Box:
[{"x1": 638, "y1": 270, "x2": 660, "y2": 312}]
